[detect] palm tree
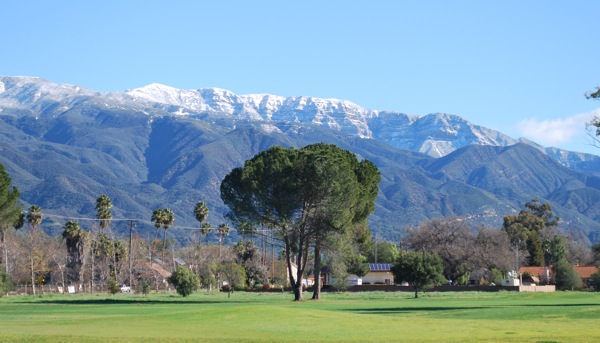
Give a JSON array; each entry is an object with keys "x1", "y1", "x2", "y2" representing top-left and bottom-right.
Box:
[
  {"x1": 161, "y1": 208, "x2": 175, "y2": 261},
  {"x1": 238, "y1": 221, "x2": 257, "y2": 242},
  {"x1": 95, "y1": 194, "x2": 112, "y2": 229},
  {"x1": 150, "y1": 208, "x2": 165, "y2": 265},
  {"x1": 26, "y1": 205, "x2": 42, "y2": 296},
  {"x1": 200, "y1": 222, "x2": 213, "y2": 245},
  {"x1": 193, "y1": 202, "x2": 209, "y2": 245},
  {"x1": 95, "y1": 194, "x2": 115, "y2": 280},
  {"x1": 62, "y1": 221, "x2": 85, "y2": 285},
  {"x1": 217, "y1": 223, "x2": 230, "y2": 261}
]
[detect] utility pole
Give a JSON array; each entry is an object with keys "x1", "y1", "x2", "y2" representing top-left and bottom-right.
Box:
[
  {"x1": 374, "y1": 234, "x2": 378, "y2": 263},
  {"x1": 128, "y1": 220, "x2": 135, "y2": 287}
]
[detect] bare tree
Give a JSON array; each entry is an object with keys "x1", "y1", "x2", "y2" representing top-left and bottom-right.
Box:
[{"x1": 403, "y1": 218, "x2": 474, "y2": 283}]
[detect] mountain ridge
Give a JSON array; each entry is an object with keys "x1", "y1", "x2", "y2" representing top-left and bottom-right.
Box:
[{"x1": 1, "y1": 76, "x2": 599, "y2": 243}]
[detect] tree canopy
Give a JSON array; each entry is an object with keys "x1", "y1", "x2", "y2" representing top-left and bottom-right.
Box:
[
  {"x1": 169, "y1": 265, "x2": 200, "y2": 297},
  {"x1": 586, "y1": 86, "x2": 600, "y2": 143},
  {"x1": 391, "y1": 251, "x2": 445, "y2": 298},
  {"x1": 220, "y1": 143, "x2": 380, "y2": 301},
  {"x1": 0, "y1": 163, "x2": 22, "y2": 231},
  {"x1": 503, "y1": 199, "x2": 559, "y2": 266}
]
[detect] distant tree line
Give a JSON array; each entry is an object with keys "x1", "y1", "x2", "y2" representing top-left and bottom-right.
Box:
[{"x1": 2, "y1": 141, "x2": 600, "y2": 299}]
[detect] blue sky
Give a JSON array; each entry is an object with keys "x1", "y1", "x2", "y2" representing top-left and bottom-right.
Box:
[{"x1": 2, "y1": 1, "x2": 600, "y2": 154}]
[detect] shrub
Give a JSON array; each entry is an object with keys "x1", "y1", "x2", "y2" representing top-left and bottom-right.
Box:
[
  {"x1": 589, "y1": 271, "x2": 600, "y2": 291},
  {"x1": 553, "y1": 259, "x2": 583, "y2": 291},
  {"x1": 137, "y1": 279, "x2": 151, "y2": 295},
  {"x1": 0, "y1": 271, "x2": 14, "y2": 296},
  {"x1": 169, "y1": 266, "x2": 200, "y2": 297},
  {"x1": 107, "y1": 278, "x2": 120, "y2": 295}
]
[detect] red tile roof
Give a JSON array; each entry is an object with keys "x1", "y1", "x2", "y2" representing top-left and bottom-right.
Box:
[
  {"x1": 519, "y1": 266, "x2": 598, "y2": 279},
  {"x1": 575, "y1": 266, "x2": 599, "y2": 279}
]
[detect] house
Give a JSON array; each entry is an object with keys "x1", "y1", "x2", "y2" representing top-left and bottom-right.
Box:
[
  {"x1": 362, "y1": 263, "x2": 395, "y2": 285},
  {"x1": 519, "y1": 265, "x2": 599, "y2": 287},
  {"x1": 574, "y1": 266, "x2": 599, "y2": 287},
  {"x1": 287, "y1": 262, "x2": 313, "y2": 288},
  {"x1": 519, "y1": 266, "x2": 551, "y2": 285},
  {"x1": 327, "y1": 263, "x2": 395, "y2": 286}
]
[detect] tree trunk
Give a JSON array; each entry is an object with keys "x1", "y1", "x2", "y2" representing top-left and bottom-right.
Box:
[
  {"x1": 1, "y1": 229, "x2": 7, "y2": 274},
  {"x1": 90, "y1": 238, "x2": 96, "y2": 293},
  {"x1": 414, "y1": 288, "x2": 418, "y2": 298},
  {"x1": 284, "y1": 236, "x2": 299, "y2": 301},
  {"x1": 162, "y1": 229, "x2": 168, "y2": 262},
  {"x1": 30, "y1": 253, "x2": 36, "y2": 296},
  {"x1": 312, "y1": 242, "x2": 322, "y2": 300},
  {"x1": 294, "y1": 283, "x2": 303, "y2": 301}
]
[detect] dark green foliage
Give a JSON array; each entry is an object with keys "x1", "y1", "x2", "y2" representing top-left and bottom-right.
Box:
[
  {"x1": 590, "y1": 271, "x2": 600, "y2": 291},
  {"x1": 0, "y1": 162, "x2": 22, "y2": 233},
  {"x1": 151, "y1": 208, "x2": 175, "y2": 260},
  {"x1": 487, "y1": 268, "x2": 504, "y2": 285},
  {"x1": 107, "y1": 277, "x2": 120, "y2": 295},
  {"x1": 0, "y1": 271, "x2": 13, "y2": 295},
  {"x1": 553, "y1": 259, "x2": 583, "y2": 291},
  {"x1": 95, "y1": 194, "x2": 112, "y2": 229},
  {"x1": 503, "y1": 199, "x2": 559, "y2": 266},
  {"x1": 136, "y1": 279, "x2": 151, "y2": 295},
  {"x1": 198, "y1": 260, "x2": 217, "y2": 290},
  {"x1": 96, "y1": 233, "x2": 126, "y2": 278},
  {"x1": 391, "y1": 251, "x2": 445, "y2": 298},
  {"x1": 217, "y1": 261, "x2": 246, "y2": 296},
  {"x1": 544, "y1": 235, "x2": 567, "y2": 266},
  {"x1": 62, "y1": 221, "x2": 86, "y2": 284},
  {"x1": 233, "y1": 240, "x2": 267, "y2": 287},
  {"x1": 0, "y1": 163, "x2": 22, "y2": 271},
  {"x1": 193, "y1": 202, "x2": 209, "y2": 225},
  {"x1": 586, "y1": 86, "x2": 600, "y2": 100},
  {"x1": 26, "y1": 205, "x2": 43, "y2": 229},
  {"x1": 367, "y1": 241, "x2": 400, "y2": 263},
  {"x1": 592, "y1": 242, "x2": 600, "y2": 266},
  {"x1": 346, "y1": 254, "x2": 370, "y2": 278},
  {"x1": 168, "y1": 265, "x2": 200, "y2": 297},
  {"x1": 220, "y1": 143, "x2": 380, "y2": 301}
]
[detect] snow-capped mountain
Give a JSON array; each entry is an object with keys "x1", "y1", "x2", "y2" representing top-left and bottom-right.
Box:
[
  {"x1": 0, "y1": 76, "x2": 596, "y2": 167},
  {"x1": 2, "y1": 76, "x2": 600, "y2": 241}
]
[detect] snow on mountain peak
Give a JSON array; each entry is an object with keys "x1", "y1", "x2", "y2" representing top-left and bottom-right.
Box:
[{"x1": 2, "y1": 77, "x2": 594, "y2": 165}]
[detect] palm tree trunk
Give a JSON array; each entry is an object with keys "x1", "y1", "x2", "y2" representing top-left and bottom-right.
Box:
[
  {"x1": 219, "y1": 233, "x2": 222, "y2": 261},
  {"x1": 30, "y1": 253, "x2": 36, "y2": 296},
  {"x1": 162, "y1": 229, "x2": 167, "y2": 262}
]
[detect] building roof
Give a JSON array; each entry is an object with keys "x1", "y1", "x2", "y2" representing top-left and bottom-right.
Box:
[
  {"x1": 520, "y1": 265, "x2": 598, "y2": 279},
  {"x1": 519, "y1": 266, "x2": 550, "y2": 277},
  {"x1": 575, "y1": 266, "x2": 599, "y2": 279},
  {"x1": 145, "y1": 262, "x2": 172, "y2": 278},
  {"x1": 369, "y1": 263, "x2": 392, "y2": 272}
]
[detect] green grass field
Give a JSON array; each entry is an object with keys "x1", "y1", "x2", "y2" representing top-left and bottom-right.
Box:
[{"x1": 1, "y1": 290, "x2": 599, "y2": 342}]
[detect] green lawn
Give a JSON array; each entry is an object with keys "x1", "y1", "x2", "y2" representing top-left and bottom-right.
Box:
[{"x1": 1, "y1": 291, "x2": 599, "y2": 342}]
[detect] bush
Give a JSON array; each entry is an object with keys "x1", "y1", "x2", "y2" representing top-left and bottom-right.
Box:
[
  {"x1": 169, "y1": 266, "x2": 200, "y2": 297},
  {"x1": 0, "y1": 271, "x2": 14, "y2": 296},
  {"x1": 553, "y1": 259, "x2": 583, "y2": 291},
  {"x1": 588, "y1": 271, "x2": 600, "y2": 291},
  {"x1": 137, "y1": 279, "x2": 151, "y2": 295},
  {"x1": 107, "y1": 278, "x2": 120, "y2": 295}
]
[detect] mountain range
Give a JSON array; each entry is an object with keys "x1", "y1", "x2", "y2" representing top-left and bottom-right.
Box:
[{"x1": 1, "y1": 76, "x2": 599, "y2": 243}]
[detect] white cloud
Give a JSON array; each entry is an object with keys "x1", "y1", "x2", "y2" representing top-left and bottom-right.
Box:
[{"x1": 516, "y1": 109, "x2": 600, "y2": 147}]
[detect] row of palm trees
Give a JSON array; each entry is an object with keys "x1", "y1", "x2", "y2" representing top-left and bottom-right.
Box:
[{"x1": 151, "y1": 202, "x2": 232, "y2": 264}]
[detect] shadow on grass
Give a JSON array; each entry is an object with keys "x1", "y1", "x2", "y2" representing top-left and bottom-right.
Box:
[
  {"x1": 17, "y1": 298, "x2": 256, "y2": 305},
  {"x1": 346, "y1": 306, "x2": 486, "y2": 314},
  {"x1": 345, "y1": 303, "x2": 600, "y2": 315}
]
